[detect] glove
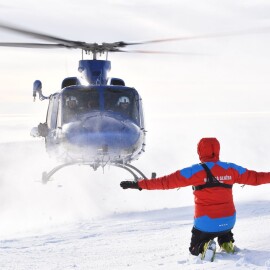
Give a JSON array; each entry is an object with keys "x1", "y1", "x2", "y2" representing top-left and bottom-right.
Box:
[{"x1": 120, "y1": 181, "x2": 142, "y2": 190}]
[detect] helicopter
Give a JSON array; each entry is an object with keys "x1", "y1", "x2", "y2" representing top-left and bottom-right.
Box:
[
  {"x1": 0, "y1": 23, "x2": 268, "y2": 183},
  {"x1": 0, "y1": 23, "x2": 161, "y2": 184}
]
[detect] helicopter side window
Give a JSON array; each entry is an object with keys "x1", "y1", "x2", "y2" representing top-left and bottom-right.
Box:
[
  {"x1": 46, "y1": 95, "x2": 59, "y2": 129},
  {"x1": 46, "y1": 99, "x2": 54, "y2": 128},
  {"x1": 57, "y1": 98, "x2": 63, "y2": 127},
  {"x1": 130, "y1": 97, "x2": 141, "y2": 125},
  {"x1": 138, "y1": 97, "x2": 145, "y2": 128}
]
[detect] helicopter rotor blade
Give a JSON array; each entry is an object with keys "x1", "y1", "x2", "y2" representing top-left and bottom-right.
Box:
[
  {"x1": 0, "y1": 22, "x2": 86, "y2": 48},
  {"x1": 0, "y1": 42, "x2": 72, "y2": 48},
  {"x1": 119, "y1": 49, "x2": 206, "y2": 55},
  {"x1": 0, "y1": 22, "x2": 124, "y2": 52},
  {"x1": 121, "y1": 27, "x2": 270, "y2": 46},
  {"x1": 0, "y1": 21, "x2": 270, "y2": 54}
]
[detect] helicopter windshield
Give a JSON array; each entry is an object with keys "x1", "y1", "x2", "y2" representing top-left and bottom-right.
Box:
[
  {"x1": 62, "y1": 88, "x2": 99, "y2": 124},
  {"x1": 104, "y1": 87, "x2": 139, "y2": 123},
  {"x1": 61, "y1": 86, "x2": 140, "y2": 124}
]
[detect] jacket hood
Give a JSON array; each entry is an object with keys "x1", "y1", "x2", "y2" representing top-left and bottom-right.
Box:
[{"x1": 197, "y1": 137, "x2": 220, "y2": 162}]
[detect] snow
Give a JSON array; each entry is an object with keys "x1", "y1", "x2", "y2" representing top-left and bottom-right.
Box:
[{"x1": 0, "y1": 114, "x2": 270, "y2": 270}]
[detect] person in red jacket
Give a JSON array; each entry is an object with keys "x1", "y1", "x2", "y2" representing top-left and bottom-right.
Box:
[{"x1": 120, "y1": 137, "x2": 270, "y2": 261}]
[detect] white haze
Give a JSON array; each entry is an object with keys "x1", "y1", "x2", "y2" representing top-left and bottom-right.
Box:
[{"x1": 0, "y1": 0, "x2": 270, "y2": 269}]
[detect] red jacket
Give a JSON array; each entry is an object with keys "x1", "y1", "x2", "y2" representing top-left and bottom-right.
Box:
[{"x1": 138, "y1": 161, "x2": 270, "y2": 232}]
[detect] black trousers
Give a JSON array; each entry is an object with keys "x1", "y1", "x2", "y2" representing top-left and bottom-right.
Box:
[{"x1": 189, "y1": 227, "x2": 235, "y2": 256}]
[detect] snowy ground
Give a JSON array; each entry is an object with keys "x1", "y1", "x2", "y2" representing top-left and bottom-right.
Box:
[
  {"x1": 1, "y1": 202, "x2": 270, "y2": 270},
  {"x1": 0, "y1": 114, "x2": 270, "y2": 269}
]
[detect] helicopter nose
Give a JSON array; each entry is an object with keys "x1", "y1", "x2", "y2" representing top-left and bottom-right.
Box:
[{"x1": 63, "y1": 115, "x2": 142, "y2": 150}]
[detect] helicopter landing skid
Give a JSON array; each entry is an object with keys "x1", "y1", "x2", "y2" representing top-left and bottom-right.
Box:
[{"x1": 41, "y1": 162, "x2": 155, "y2": 184}]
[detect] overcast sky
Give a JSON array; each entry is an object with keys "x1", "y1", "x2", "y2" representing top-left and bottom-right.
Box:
[{"x1": 0, "y1": 0, "x2": 270, "y2": 115}]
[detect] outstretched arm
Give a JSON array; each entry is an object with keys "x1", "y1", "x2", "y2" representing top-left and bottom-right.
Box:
[
  {"x1": 235, "y1": 169, "x2": 270, "y2": 186},
  {"x1": 120, "y1": 169, "x2": 196, "y2": 191},
  {"x1": 137, "y1": 171, "x2": 183, "y2": 190}
]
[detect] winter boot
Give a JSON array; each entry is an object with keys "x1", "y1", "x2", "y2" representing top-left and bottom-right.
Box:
[
  {"x1": 220, "y1": 241, "x2": 234, "y2": 254},
  {"x1": 201, "y1": 240, "x2": 216, "y2": 262}
]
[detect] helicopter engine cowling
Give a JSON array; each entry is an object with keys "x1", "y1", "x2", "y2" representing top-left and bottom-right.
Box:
[{"x1": 78, "y1": 60, "x2": 111, "y2": 85}]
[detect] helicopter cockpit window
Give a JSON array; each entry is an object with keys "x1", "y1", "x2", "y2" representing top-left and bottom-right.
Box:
[
  {"x1": 62, "y1": 89, "x2": 99, "y2": 124},
  {"x1": 104, "y1": 88, "x2": 139, "y2": 123}
]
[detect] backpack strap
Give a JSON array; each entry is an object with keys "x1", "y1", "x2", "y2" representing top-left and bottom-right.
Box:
[{"x1": 192, "y1": 163, "x2": 232, "y2": 191}]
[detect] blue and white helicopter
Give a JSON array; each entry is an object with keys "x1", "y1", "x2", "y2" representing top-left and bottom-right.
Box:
[
  {"x1": 0, "y1": 23, "x2": 160, "y2": 183},
  {"x1": 32, "y1": 68, "x2": 148, "y2": 184},
  {"x1": 0, "y1": 23, "x2": 264, "y2": 183}
]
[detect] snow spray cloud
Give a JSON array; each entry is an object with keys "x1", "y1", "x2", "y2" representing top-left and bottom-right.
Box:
[
  {"x1": 0, "y1": 116, "x2": 115, "y2": 237},
  {"x1": 0, "y1": 115, "x2": 179, "y2": 238}
]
